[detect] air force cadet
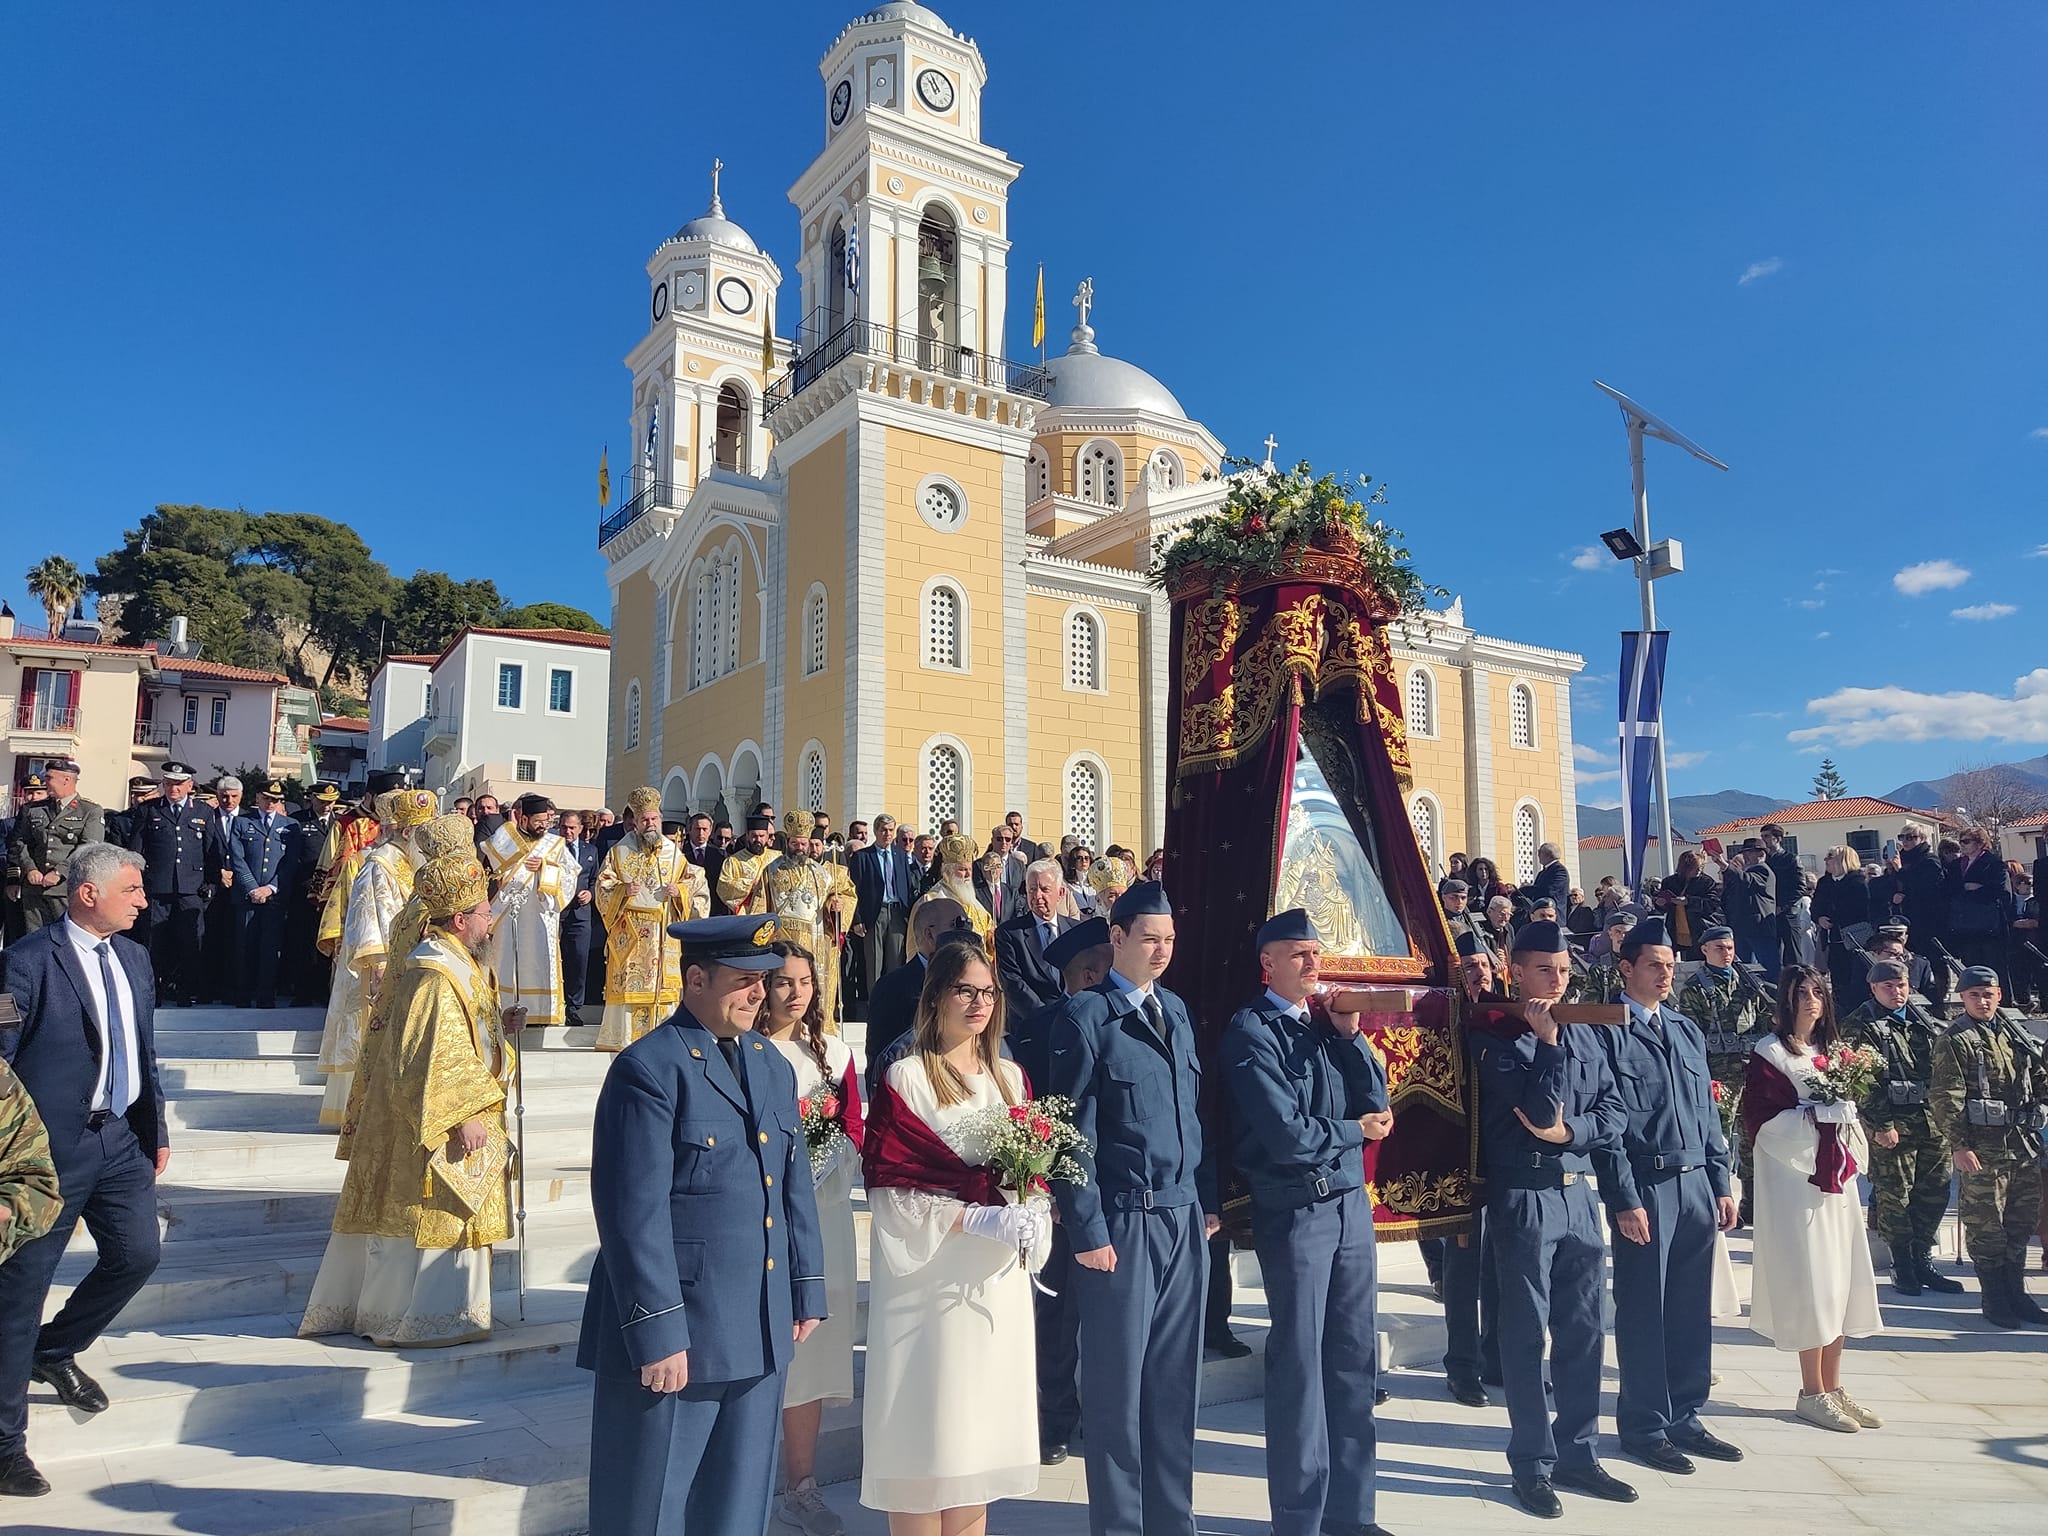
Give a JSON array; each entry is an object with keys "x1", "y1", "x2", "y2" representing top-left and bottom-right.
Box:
[
  {"x1": 578, "y1": 915, "x2": 826, "y2": 1534},
  {"x1": 1048, "y1": 881, "x2": 1216, "y2": 1536},
  {"x1": 229, "y1": 781, "x2": 304, "y2": 1009},
  {"x1": 1592, "y1": 916, "x2": 1744, "y2": 1475},
  {"x1": 1467, "y1": 919, "x2": 1635, "y2": 1518},
  {"x1": 1221, "y1": 909, "x2": 1394, "y2": 1536}
]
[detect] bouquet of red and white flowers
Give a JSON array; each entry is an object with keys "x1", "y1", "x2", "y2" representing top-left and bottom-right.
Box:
[
  {"x1": 963, "y1": 1094, "x2": 1090, "y2": 1198},
  {"x1": 1805, "y1": 1044, "x2": 1883, "y2": 1108},
  {"x1": 798, "y1": 1089, "x2": 854, "y2": 1180}
]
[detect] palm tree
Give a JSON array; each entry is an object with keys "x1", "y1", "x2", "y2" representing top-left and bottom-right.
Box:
[{"x1": 25, "y1": 555, "x2": 85, "y2": 636}]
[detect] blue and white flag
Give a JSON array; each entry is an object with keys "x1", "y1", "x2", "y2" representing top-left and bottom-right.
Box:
[
  {"x1": 645, "y1": 401, "x2": 659, "y2": 470},
  {"x1": 845, "y1": 223, "x2": 861, "y2": 298},
  {"x1": 1618, "y1": 629, "x2": 1669, "y2": 891}
]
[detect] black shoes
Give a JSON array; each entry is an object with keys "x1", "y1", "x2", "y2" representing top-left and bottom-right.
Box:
[
  {"x1": 1040, "y1": 1442, "x2": 1068, "y2": 1466},
  {"x1": 1553, "y1": 1464, "x2": 1640, "y2": 1502},
  {"x1": 1205, "y1": 1333, "x2": 1252, "y2": 1359},
  {"x1": 1889, "y1": 1241, "x2": 1923, "y2": 1296},
  {"x1": 1918, "y1": 1250, "x2": 1964, "y2": 1294},
  {"x1": 0, "y1": 1452, "x2": 50, "y2": 1497},
  {"x1": 1623, "y1": 1439, "x2": 1695, "y2": 1474},
  {"x1": 1446, "y1": 1374, "x2": 1490, "y2": 1408},
  {"x1": 1512, "y1": 1477, "x2": 1562, "y2": 1519},
  {"x1": 1978, "y1": 1269, "x2": 2022, "y2": 1330},
  {"x1": 2008, "y1": 1272, "x2": 2048, "y2": 1325},
  {"x1": 1374, "y1": 1387, "x2": 1390, "y2": 1407},
  {"x1": 31, "y1": 1359, "x2": 108, "y2": 1414},
  {"x1": 1669, "y1": 1428, "x2": 1743, "y2": 1462}
]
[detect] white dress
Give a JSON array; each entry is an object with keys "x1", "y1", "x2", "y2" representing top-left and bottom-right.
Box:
[
  {"x1": 861, "y1": 1058, "x2": 1048, "y2": 1514},
  {"x1": 1748, "y1": 1037, "x2": 1884, "y2": 1351},
  {"x1": 771, "y1": 1032, "x2": 858, "y2": 1409}
]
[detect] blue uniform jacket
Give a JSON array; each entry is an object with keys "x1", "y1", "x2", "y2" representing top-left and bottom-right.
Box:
[
  {"x1": 1047, "y1": 975, "x2": 1215, "y2": 1252},
  {"x1": 1590, "y1": 1000, "x2": 1732, "y2": 1211},
  {"x1": 1473, "y1": 1023, "x2": 1625, "y2": 1190},
  {"x1": 1221, "y1": 995, "x2": 1389, "y2": 1211},
  {"x1": 127, "y1": 796, "x2": 215, "y2": 896},
  {"x1": 229, "y1": 812, "x2": 303, "y2": 896},
  {"x1": 577, "y1": 1010, "x2": 827, "y2": 1384}
]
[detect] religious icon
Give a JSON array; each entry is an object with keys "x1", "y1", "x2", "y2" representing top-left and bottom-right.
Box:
[{"x1": 1273, "y1": 736, "x2": 1408, "y2": 961}]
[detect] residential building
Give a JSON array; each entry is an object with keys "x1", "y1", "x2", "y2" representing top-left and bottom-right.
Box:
[
  {"x1": 0, "y1": 612, "x2": 152, "y2": 812},
  {"x1": 143, "y1": 656, "x2": 311, "y2": 787},
  {"x1": 1576, "y1": 833, "x2": 1702, "y2": 890},
  {"x1": 311, "y1": 716, "x2": 370, "y2": 793},
  {"x1": 1695, "y1": 797, "x2": 1956, "y2": 872},
  {"x1": 365, "y1": 654, "x2": 437, "y2": 775}
]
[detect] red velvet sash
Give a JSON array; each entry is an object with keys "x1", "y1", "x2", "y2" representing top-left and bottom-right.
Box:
[
  {"x1": 861, "y1": 1070, "x2": 1005, "y2": 1206},
  {"x1": 1741, "y1": 1050, "x2": 1857, "y2": 1194}
]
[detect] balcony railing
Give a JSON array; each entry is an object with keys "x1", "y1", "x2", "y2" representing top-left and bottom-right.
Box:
[
  {"x1": 762, "y1": 318, "x2": 1051, "y2": 424},
  {"x1": 134, "y1": 719, "x2": 172, "y2": 749},
  {"x1": 598, "y1": 478, "x2": 679, "y2": 548},
  {"x1": 12, "y1": 702, "x2": 80, "y2": 734}
]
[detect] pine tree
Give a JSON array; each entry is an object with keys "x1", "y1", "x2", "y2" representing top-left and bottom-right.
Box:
[{"x1": 1811, "y1": 757, "x2": 1848, "y2": 801}]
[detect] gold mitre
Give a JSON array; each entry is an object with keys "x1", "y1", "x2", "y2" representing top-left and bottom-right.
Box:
[
  {"x1": 782, "y1": 809, "x2": 813, "y2": 840},
  {"x1": 936, "y1": 833, "x2": 977, "y2": 867},
  {"x1": 387, "y1": 788, "x2": 438, "y2": 830},
  {"x1": 414, "y1": 812, "x2": 476, "y2": 862},
  {"x1": 418, "y1": 854, "x2": 490, "y2": 919},
  {"x1": 625, "y1": 785, "x2": 661, "y2": 817}
]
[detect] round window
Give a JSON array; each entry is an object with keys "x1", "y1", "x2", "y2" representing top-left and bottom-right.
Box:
[{"x1": 918, "y1": 479, "x2": 965, "y2": 532}]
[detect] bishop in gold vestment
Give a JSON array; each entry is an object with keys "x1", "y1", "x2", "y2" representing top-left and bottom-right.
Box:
[
  {"x1": 481, "y1": 796, "x2": 582, "y2": 1026},
  {"x1": 300, "y1": 854, "x2": 513, "y2": 1348},
  {"x1": 593, "y1": 788, "x2": 707, "y2": 1052},
  {"x1": 909, "y1": 833, "x2": 995, "y2": 959},
  {"x1": 764, "y1": 812, "x2": 857, "y2": 1025},
  {"x1": 714, "y1": 814, "x2": 777, "y2": 915}
]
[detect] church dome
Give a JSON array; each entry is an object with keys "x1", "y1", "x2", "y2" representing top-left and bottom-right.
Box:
[
  {"x1": 669, "y1": 166, "x2": 759, "y2": 255},
  {"x1": 1044, "y1": 324, "x2": 1185, "y2": 418},
  {"x1": 857, "y1": 2, "x2": 950, "y2": 26}
]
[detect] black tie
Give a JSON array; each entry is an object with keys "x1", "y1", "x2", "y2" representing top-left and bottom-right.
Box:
[{"x1": 1143, "y1": 994, "x2": 1167, "y2": 1043}]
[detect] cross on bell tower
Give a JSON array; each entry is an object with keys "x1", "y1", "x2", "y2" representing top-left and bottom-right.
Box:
[{"x1": 1262, "y1": 434, "x2": 1279, "y2": 471}]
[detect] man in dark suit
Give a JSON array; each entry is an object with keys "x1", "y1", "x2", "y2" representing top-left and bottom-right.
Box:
[
  {"x1": 126, "y1": 762, "x2": 214, "y2": 1008},
  {"x1": 861, "y1": 895, "x2": 969, "y2": 1098},
  {"x1": 230, "y1": 781, "x2": 304, "y2": 1009},
  {"x1": 995, "y1": 857, "x2": 1077, "y2": 1025},
  {"x1": 578, "y1": 914, "x2": 825, "y2": 1534},
  {"x1": 849, "y1": 812, "x2": 916, "y2": 984},
  {"x1": 1529, "y1": 844, "x2": 1573, "y2": 917},
  {"x1": 201, "y1": 776, "x2": 248, "y2": 1004},
  {"x1": 556, "y1": 810, "x2": 602, "y2": 1021},
  {"x1": 0, "y1": 842, "x2": 167, "y2": 1498}
]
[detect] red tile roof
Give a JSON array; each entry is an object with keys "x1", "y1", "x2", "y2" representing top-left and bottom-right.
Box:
[
  {"x1": 1577, "y1": 834, "x2": 1693, "y2": 850},
  {"x1": 1695, "y1": 797, "x2": 1920, "y2": 836},
  {"x1": 433, "y1": 626, "x2": 611, "y2": 668},
  {"x1": 316, "y1": 715, "x2": 368, "y2": 732},
  {"x1": 2008, "y1": 813, "x2": 2048, "y2": 833},
  {"x1": 152, "y1": 655, "x2": 288, "y2": 685},
  {"x1": 3, "y1": 635, "x2": 151, "y2": 657}
]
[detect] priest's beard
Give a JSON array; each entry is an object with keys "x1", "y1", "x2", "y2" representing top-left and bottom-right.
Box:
[
  {"x1": 938, "y1": 869, "x2": 980, "y2": 911},
  {"x1": 636, "y1": 828, "x2": 663, "y2": 851}
]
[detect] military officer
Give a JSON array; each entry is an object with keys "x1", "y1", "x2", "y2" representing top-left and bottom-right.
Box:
[
  {"x1": 102, "y1": 777, "x2": 159, "y2": 851},
  {"x1": 1841, "y1": 958, "x2": 1962, "y2": 1296},
  {"x1": 1220, "y1": 909, "x2": 1394, "y2": 1536},
  {"x1": 1437, "y1": 931, "x2": 1501, "y2": 1407},
  {"x1": 1468, "y1": 920, "x2": 1635, "y2": 1519},
  {"x1": 1676, "y1": 924, "x2": 1772, "y2": 1222},
  {"x1": 1591, "y1": 916, "x2": 1744, "y2": 1474},
  {"x1": 6, "y1": 760, "x2": 104, "y2": 934},
  {"x1": 127, "y1": 763, "x2": 214, "y2": 1008},
  {"x1": 229, "y1": 782, "x2": 304, "y2": 1009},
  {"x1": 578, "y1": 914, "x2": 826, "y2": 1532},
  {"x1": 1573, "y1": 910, "x2": 1633, "y2": 1003},
  {"x1": 287, "y1": 784, "x2": 342, "y2": 1004},
  {"x1": 1929, "y1": 967, "x2": 2048, "y2": 1329},
  {"x1": 200, "y1": 777, "x2": 247, "y2": 1004},
  {"x1": 0, "y1": 776, "x2": 48, "y2": 945},
  {"x1": 1048, "y1": 881, "x2": 1217, "y2": 1536}
]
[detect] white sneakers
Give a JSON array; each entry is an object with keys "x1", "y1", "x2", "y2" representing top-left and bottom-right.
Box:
[
  {"x1": 1796, "y1": 1389, "x2": 1882, "y2": 1433},
  {"x1": 775, "y1": 1477, "x2": 846, "y2": 1536}
]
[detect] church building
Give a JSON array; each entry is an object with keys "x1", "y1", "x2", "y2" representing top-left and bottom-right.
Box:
[{"x1": 598, "y1": 2, "x2": 1582, "y2": 883}]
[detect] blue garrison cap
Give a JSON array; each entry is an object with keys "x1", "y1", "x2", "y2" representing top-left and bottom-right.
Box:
[
  {"x1": 1618, "y1": 915, "x2": 1670, "y2": 956},
  {"x1": 1109, "y1": 880, "x2": 1172, "y2": 927},
  {"x1": 1044, "y1": 917, "x2": 1110, "y2": 973},
  {"x1": 1454, "y1": 930, "x2": 1489, "y2": 958},
  {"x1": 1956, "y1": 965, "x2": 2001, "y2": 991},
  {"x1": 1257, "y1": 908, "x2": 1319, "y2": 948},
  {"x1": 667, "y1": 913, "x2": 784, "y2": 971},
  {"x1": 1698, "y1": 924, "x2": 1734, "y2": 945},
  {"x1": 1510, "y1": 919, "x2": 1569, "y2": 956}
]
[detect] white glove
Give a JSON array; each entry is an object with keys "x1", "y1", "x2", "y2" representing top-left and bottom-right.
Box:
[
  {"x1": 1812, "y1": 1100, "x2": 1857, "y2": 1125},
  {"x1": 961, "y1": 1201, "x2": 1040, "y2": 1250}
]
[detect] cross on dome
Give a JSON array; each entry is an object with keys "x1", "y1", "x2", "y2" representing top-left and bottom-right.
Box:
[
  {"x1": 1262, "y1": 433, "x2": 1279, "y2": 470},
  {"x1": 709, "y1": 157, "x2": 724, "y2": 215},
  {"x1": 1073, "y1": 277, "x2": 1093, "y2": 330}
]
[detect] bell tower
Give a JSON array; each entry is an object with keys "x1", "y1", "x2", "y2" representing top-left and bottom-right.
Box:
[{"x1": 788, "y1": 3, "x2": 1016, "y2": 360}]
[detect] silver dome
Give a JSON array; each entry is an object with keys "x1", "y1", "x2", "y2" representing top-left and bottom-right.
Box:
[
  {"x1": 1044, "y1": 334, "x2": 1185, "y2": 418},
  {"x1": 858, "y1": 2, "x2": 950, "y2": 26},
  {"x1": 670, "y1": 211, "x2": 759, "y2": 254}
]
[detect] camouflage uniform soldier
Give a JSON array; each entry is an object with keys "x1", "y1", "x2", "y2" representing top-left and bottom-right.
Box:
[
  {"x1": 1568, "y1": 910, "x2": 1633, "y2": 1005},
  {"x1": 1678, "y1": 924, "x2": 1772, "y2": 1221},
  {"x1": 1841, "y1": 959, "x2": 1962, "y2": 1296},
  {"x1": 1928, "y1": 967, "x2": 2048, "y2": 1330},
  {"x1": 0, "y1": 1055, "x2": 60, "y2": 1267}
]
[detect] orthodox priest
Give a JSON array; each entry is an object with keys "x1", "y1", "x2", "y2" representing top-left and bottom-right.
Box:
[
  {"x1": 481, "y1": 794, "x2": 582, "y2": 1027},
  {"x1": 300, "y1": 852, "x2": 513, "y2": 1348},
  {"x1": 317, "y1": 789, "x2": 437, "y2": 1127},
  {"x1": 910, "y1": 834, "x2": 995, "y2": 959},
  {"x1": 765, "y1": 812, "x2": 858, "y2": 1026},
  {"x1": 715, "y1": 814, "x2": 777, "y2": 917},
  {"x1": 315, "y1": 776, "x2": 397, "y2": 964},
  {"x1": 594, "y1": 787, "x2": 707, "y2": 1053}
]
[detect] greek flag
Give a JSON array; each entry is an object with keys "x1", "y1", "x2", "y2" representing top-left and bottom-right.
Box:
[
  {"x1": 1618, "y1": 630, "x2": 1669, "y2": 891},
  {"x1": 645, "y1": 401, "x2": 658, "y2": 470},
  {"x1": 845, "y1": 223, "x2": 861, "y2": 297}
]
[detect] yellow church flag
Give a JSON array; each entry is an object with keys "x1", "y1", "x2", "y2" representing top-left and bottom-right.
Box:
[
  {"x1": 598, "y1": 446, "x2": 610, "y2": 508},
  {"x1": 1032, "y1": 263, "x2": 1045, "y2": 350},
  {"x1": 762, "y1": 305, "x2": 776, "y2": 374}
]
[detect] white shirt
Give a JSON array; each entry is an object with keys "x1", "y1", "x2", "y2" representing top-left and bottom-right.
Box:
[
  {"x1": 1264, "y1": 986, "x2": 1310, "y2": 1025},
  {"x1": 1107, "y1": 968, "x2": 1155, "y2": 1010},
  {"x1": 61, "y1": 917, "x2": 141, "y2": 1115}
]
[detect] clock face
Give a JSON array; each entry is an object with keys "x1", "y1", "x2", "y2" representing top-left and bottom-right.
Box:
[
  {"x1": 678, "y1": 273, "x2": 703, "y2": 310},
  {"x1": 716, "y1": 276, "x2": 753, "y2": 316},
  {"x1": 916, "y1": 68, "x2": 954, "y2": 112},
  {"x1": 651, "y1": 281, "x2": 668, "y2": 322},
  {"x1": 830, "y1": 78, "x2": 852, "y2": 126}
]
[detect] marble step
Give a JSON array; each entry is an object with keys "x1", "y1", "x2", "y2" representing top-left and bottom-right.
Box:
[
  {"x1": 163, "y1": 1112, "x2": 597, "y2": 1179},
  {"x1": 142, "y1": 1165, "x2": 599, "y2": 1245},
  {"x1": 53, "y1": 1206, "x2": 602, "y2": 1330},
  {"x1": 158, "y1": 1049, "x2": 615, "y2": 1091}
]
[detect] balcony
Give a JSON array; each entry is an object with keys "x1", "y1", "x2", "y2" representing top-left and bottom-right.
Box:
[
  {"x1": 762, "y1": 317, "x2": 1050, "y2": 428},
  {"x1": 423, "y1": 713, "x2": 461, "y2": 753},
  {"x1": 9, "y1": 699, "x2": 80, "y2": 737},
  {"x1": 598, "y1": 479, "x2": 678, "y2": 549},
  {"x1": 134, "y1": 719, "x2": 172, "y2": 751}
]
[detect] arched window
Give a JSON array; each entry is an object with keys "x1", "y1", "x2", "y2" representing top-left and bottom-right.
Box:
[
  {"x1": 1146, "y1": 449, "x2": 1183, "y2": 493},
  {"x1": 799, "y1": 743, "x2": 827, "y2": 813},
  {"x1": 722, "y1": 538, "x2": 744, "y2": 675},
  {"x1": 1509, "y1": 682, "x2": 1536, "y2": 749},
  {"x1": 690, "y1": 561, "x2": 713, "y2": 689},
  {"x1": 1513, "y1": 802, "x2": 1542, "y2": 884},
  {"x1": 1077, "y1": 441, "x2": 1122, "y2": 508},
  {"x1": 730, "y1": 747, "x2": 763, "y2": 815},
  {"x1": 1406, "y1": 666, "x2": 1436, "y2": 738},
  {"x1": 916, "y1": 204, "x2": 958, "y2": 357},
  {"x1": 1027, "y1": 445, "x2": 1051, "y2": 503},
  {"x1": 714, "y1": 382, "x2": 749, "y2": 473},
  {"x1": 707, "y1": 557, "x2": 728, "y2": 679},
  {"x1": 923, "y1": 581, "x2": 964, "y2": 670},
  {"x1": 826, "y1": 220, "x2": 847, "y2": 334},
  {"x1": 1409, "y1": 793, "x2": 1441, "y2": 874},
  {"x1": 1065, "y1": 609, "x2": 1102, "y2": 691},
  {"x1": 1065, "y1": 758, "x2": 1104, "y2": 850},
  {"x1": 923, "y1": 741, "x2": 964, "y2": 831},
  {"x1": 624, "y1": 679, "x2": 643, "y2": 751},
  {"x1": 802, "y1": 585, "x2": 828, "y2": 677}
]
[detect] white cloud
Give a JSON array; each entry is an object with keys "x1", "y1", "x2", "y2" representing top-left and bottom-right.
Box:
[
  {"x1": 1789, "y1": 667, "x2": 2048, "y2": 747},
  {"x1": 1794, "y1": 598, "x2": 1825, "y2": 610},
  {"x1": 1569, "y1": 546, "x2": 1606, "y2": 572},
  {"x1": 2030, "y1": 426, "x2": 2048, "y2": 441},
  {"x1": 1815, "y1": 631, "x2": 1831, "y2": 639},
  {"x1": 1892, "y1": 559, "x2": 1970, "y2": 595},
  {"x1": 1583, "y1": 798, "x2": 1622, "y2": 811},
  {"x1": 2029, "y1": 543, "x2": 2048, "y2": 558},
  {"x1": 1739, "y1": 257, "x2": 1784, "y2": 285},
  {"x1": 1665, "y1": 751, "x2": 1709, "y2": 769},
  {"x1": 1747, "y1": 710, "x2": 1788, "y2": 720},
  {"x1": 1952, "y1": 602, "x2": 2017, "y2": 621},
  {"x1": 1573, "y1": 742, "x2": 1614, "y2": 766}
]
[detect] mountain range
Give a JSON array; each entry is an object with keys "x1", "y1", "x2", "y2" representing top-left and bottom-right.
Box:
[{"x1": 1881, "y1": 754, "x2": 2048, "y2": 812}]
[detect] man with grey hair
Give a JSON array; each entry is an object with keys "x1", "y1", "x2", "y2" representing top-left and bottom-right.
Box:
[
  {"x1": 0, "y1": 841, "x2": 166, "y2": 1497},
  {"x1": 849, "y1": 812, "x2": 915, "y2": 985},
  {"x1": 995, "y1": 857, "x2": 1077, "y2": 1024},
  {"x1": 1530, "y1": 841, "x2": 1572, "y2": 915},
  {"x1": 202, "y1": 776, "x2": 247, "y2": 1004}
]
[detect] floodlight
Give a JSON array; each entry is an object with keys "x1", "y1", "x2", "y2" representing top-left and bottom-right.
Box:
[{"x1": 1601, "y1": 528, "x2": 1644, "y2": 560}]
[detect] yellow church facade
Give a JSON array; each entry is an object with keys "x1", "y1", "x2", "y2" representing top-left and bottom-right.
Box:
[{"x1": 599, "y1": 2, "x2": 1583, "y2": 883}]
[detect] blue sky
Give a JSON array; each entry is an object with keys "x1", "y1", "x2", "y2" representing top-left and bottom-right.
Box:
[{"x1": 3, "y1": 3, "x2": 2042, "y2": 804}]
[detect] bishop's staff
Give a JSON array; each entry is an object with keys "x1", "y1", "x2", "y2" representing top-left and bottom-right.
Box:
[{"x1": 503, "y1": 1002, "x2": 530, "y2": 1320}]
